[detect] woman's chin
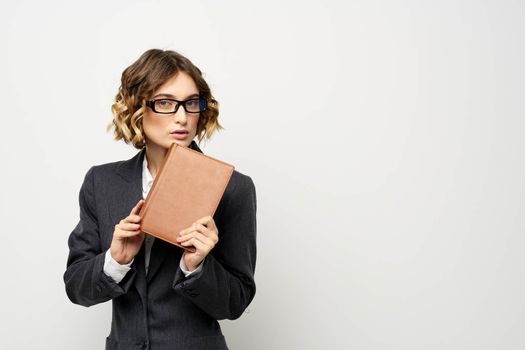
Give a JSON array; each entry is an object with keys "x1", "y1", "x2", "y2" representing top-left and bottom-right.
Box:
[
  {"x1": 145, "y1": 136, "x2": 194, "y2": 150},
  {"x1": 169, "y1": 139, "x2": 192, "y2": 147}
]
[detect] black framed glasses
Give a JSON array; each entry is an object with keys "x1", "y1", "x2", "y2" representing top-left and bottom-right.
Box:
[{"x1": 146, "y1": 98, "x2": 208, "y2": 114}]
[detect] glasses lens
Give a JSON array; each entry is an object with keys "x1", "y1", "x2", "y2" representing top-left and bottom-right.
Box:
[
  {"x1": 155, "y1": 99, "x2": 177, "y2": 113},
  {"x1": 185, "y1": 98, "x2": 205, "y2": 113}
]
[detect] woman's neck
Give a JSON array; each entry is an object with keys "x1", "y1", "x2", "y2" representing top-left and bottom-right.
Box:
[{"x1": 144, "y1": 143, "x2": 167, "y2": 179}]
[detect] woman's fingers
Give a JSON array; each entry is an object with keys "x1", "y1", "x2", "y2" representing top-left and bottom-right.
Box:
[
  {"x1": 178, "y1": 217, "x2": 218, "y2": 238},
  {"x1": 125, "y1": 214, "x2": 142, "y2": 224},
  {"x1": 115, "y1": 228, "x2": 142, "y2": 238},
  {"x1": 115, "y1": 219, "x2": 142, "y2": 238},
  {"x1": 130, "y1": 199, "x2": 144, "y2": 216},
  {"x1": 176, "y1": 217, "x2": 219, "y2": 258},
  {"x1": 195, "y1": 223, "x2": 214, "y2": 238},
  {"x1": 109, "y1": 200, "x2": 146, "y2": 264},
  {"x1": 178, "y1": 230, "x2": 217, "y2": 246},
  {"x1": 180, "y1": 236, "x2": 207, "y2": 252},
  {"x1": 118, "y1": 221, "x2": 141, "y2": 231},
  {"x1": 117, "y1": 220, "x2": 140, "y2": 230},
  {"x1": 194, "y1": 216, "x2": 218, "y2": 232},
  {"x1": 178, "y1": 226, "x2": 217, "y2": 243}
]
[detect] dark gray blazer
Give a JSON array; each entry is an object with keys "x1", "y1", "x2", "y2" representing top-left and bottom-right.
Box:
[{"x1": 63, "y1": 141, "x2": 257, "y2": 350}]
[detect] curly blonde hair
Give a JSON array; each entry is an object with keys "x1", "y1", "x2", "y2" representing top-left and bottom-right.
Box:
[{"x1": 107, "y1": 49, "x2": 223, "y2": 149}]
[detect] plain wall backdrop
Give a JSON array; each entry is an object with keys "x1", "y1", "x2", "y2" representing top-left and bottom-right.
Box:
[{"x1": 1, "y1": 0, "x2": 524, "y2": 349}]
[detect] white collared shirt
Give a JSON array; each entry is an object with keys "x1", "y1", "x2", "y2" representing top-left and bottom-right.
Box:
[{"x1": 103, "y1": 153, "x2": 203, "y2": 283}]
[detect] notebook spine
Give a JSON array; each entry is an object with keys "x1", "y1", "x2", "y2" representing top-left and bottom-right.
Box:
[{"x1": 139, "y1": 142, "x2": 178, "y2": 220}]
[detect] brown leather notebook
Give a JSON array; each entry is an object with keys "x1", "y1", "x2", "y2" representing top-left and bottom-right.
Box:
[{"x1": 138, "y1": 142, "x2": 234, "y2": 252}]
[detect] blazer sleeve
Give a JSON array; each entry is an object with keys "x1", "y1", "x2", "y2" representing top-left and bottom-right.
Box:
[
  {"x1": 63, "y1": 166, "x2": 136, "y2": 307},
  {"x1": 172, "y1": 173, "x2": 257, "y2": 320}
]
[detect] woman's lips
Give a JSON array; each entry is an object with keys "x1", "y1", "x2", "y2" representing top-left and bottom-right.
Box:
[{"x1": 170, "y1": 131, "x2": 188, "y2": 140}]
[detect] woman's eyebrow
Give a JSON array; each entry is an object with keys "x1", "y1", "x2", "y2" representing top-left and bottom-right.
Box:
[{"x1": 153, "y1": 93, "x2": 200, "y2": 99}]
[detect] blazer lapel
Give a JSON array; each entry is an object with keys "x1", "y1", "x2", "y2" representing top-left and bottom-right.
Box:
[
  {"x1": 111, "y1": 147, "x2": 147, "y2": 301},
  {"x1": 132, "y1": 240, "x2": 147, "y2": 303},
  {"x1": 111, "y1": 147, "x2": 146, "y2": 226}
]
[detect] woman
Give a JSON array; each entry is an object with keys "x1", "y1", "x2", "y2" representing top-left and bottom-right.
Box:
[{"x1": 64, "y1": 49, "x2": 257, "y2": 350}]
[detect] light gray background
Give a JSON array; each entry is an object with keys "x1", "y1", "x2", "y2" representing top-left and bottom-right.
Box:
[{"x1": 1, "y1": 0, "x2": 524, "y2": 349}]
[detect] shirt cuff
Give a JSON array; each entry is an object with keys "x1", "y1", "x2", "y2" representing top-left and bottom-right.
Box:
[
  {"x1": 103, "y1": 249, "x2": 133, "y2": 283},
  {"x1": 179, "y1": 256, "x2": 203, "y2": 277}
]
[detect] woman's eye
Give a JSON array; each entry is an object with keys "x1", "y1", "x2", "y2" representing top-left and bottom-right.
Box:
[
  {"x1": 158, "y1": 100, "x2": 174, "y2": 108},
  {"x1": 186, "y1": 99, "x2": 198, "y2": 107}
]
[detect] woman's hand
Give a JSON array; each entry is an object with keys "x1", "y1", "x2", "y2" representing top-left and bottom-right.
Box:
[
  {"x1": 110, "y1": 199, "x2": 145, "y2": 264},
  {"x1": 177, "y1": 215, "x2": 219, "y2": 271}
]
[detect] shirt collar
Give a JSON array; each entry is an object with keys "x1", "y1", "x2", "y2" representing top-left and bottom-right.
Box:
[{"x1": 142, "y1": 154, "x2": 154, "y2": 193}]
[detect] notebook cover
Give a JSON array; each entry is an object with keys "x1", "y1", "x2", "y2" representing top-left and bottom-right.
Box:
[{"x1": 138, "y1": 142, "x2": 234, "y2": 252}]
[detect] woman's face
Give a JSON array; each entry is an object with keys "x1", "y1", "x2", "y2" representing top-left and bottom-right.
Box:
[{"x1": 142, "y1": 71, "x2": 200, "y2": 149}]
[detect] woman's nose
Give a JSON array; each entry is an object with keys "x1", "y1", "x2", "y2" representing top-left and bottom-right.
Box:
[{"x1": 172, "y1": 106, "x2": 187, "y2": 124}]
